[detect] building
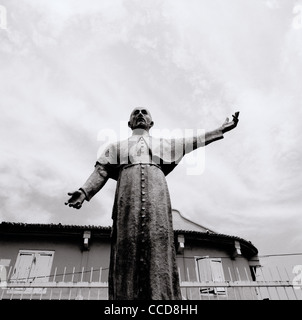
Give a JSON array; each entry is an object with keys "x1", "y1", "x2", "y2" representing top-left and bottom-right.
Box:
[{"x1": 0, "y1": 209, "x2": 261, "y2": 300}]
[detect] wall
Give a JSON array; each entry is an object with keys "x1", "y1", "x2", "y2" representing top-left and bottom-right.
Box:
[
  {"x1": 176, "y1": 240, "x2": 258, "y2": 300},
  {"x1": 1, "y1": 230, "x2": 258, "y2": 300},
  {"x1": 0, "y1": 231, "x2": 111, "y2": 299}
]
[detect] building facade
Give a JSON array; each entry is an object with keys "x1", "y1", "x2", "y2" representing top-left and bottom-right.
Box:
[{"x1": 0, "y1": 209, "x2": 260, "y2": 300}]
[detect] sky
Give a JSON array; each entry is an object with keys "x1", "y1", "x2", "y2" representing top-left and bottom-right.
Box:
[{"x1": 0, "y1": 0, "x2": 302, "y2": 263}]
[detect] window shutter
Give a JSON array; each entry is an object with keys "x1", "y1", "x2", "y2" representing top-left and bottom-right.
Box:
[
  {"x1": 196, "y1": 257, "x2": 226, "y2": 295},
  {"x1": 9, "y1": 250, "x2": 54, "y2": 294}
]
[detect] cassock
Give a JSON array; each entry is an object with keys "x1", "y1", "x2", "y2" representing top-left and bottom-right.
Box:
[{"x1": 80, "y1": 128, "x2": 224, "y2": 300}]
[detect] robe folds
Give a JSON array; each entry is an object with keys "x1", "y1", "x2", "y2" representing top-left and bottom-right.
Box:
[{"x1": 80, "y1": 129, "x2": 224, "y2": 300}]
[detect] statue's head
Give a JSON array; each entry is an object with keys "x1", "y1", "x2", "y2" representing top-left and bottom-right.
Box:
[{"x1": 128, "y1": 107, "x2": 154, "y2": 132}]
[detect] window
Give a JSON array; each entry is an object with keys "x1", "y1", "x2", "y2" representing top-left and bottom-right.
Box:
[
  {"x1": 195, "y1": 256, "x2": 226, "y2": 295},
  {"x1": 9, "y1": 250, "x2": 54, "y2": 294}
]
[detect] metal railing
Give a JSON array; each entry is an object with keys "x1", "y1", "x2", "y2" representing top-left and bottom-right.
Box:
[
  {"x1": 1, "y1": 263, "x2": 301, "y2": 300},
  {"x1": 180, "y1": 280, "x2": 302, "y2": 300},
  {"x1": 1, "y1": 280, "x2": 301, "y2": 300}
]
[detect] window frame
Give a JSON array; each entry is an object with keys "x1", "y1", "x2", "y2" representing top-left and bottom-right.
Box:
[
  {"x1": 195, "y1": 255, "x2": 227, "y2": 296},
  {"x1": 9, "y1": 249, "x2": 55, "y2": 295}
]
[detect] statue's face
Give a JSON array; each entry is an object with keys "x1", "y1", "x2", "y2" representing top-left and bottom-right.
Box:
[{"x1": 128, "y1": 108, "x2": 154, "y2": 131}]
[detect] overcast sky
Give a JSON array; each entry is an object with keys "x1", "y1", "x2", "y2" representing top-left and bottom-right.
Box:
[{"x1": 1, "y1": 0, "x2": 302, "y2": 259}]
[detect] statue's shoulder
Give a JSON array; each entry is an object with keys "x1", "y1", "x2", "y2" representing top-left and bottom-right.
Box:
[{"x1": 97, "y1": 139, "x2": 119, "y2": 161}]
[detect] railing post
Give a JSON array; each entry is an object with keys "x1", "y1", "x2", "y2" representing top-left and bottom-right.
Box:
[
  {"x1": 284, "y1": 266, "x2": 298, "y2": 300},
  {"x1": 228, "y1": 267, "x2": 237, "y2": 300}
]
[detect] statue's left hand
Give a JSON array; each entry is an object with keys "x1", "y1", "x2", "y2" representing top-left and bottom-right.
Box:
[
  {"x1": 65, "y1": 190, "x2": 86, "y2": 209},
  {"x1": 221, "y1": 111, "x2": 239, "y2": 133}
]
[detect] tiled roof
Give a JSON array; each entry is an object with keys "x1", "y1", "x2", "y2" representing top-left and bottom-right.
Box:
[
  {"x1": 0, "y1": 210, "x2": 212, "y2": 233},
  {"x1": 0, "y1": 209, "x2": 258, "y2": 256},
  {"x1": 0, "y1": 222, "x2": 111, "y2": 230},
  {"x1": 0, "y1": 221, "x2": 111, "y2": 236}
]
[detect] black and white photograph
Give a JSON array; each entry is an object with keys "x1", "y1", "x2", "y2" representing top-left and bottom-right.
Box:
[{"x1": 0, "y1": 0, "x2": 302, "y2": 305}]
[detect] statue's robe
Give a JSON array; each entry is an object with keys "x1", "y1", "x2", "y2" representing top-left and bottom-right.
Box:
[{"x1": 80, "y1": 128, "x2": 223, "y2": 300}]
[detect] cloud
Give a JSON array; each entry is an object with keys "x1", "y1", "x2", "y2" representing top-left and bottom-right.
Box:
[{"x1": 0, "y1": 0, "x2": 301, "y2": 259}]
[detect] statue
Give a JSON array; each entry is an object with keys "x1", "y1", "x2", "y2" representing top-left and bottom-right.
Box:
[{"x1": 65, "y1": 108, "x2": 239, "y2": 300}]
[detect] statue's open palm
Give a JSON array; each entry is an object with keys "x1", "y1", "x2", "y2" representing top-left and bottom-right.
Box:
[
  {"x1": 221, "y1": 111, "x2": 239, "y2": 133},
  {"x1": 65, "y1": 190, "x2": 86, "y2": 209}
]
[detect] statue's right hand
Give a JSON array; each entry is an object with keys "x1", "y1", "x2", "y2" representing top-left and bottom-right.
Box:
[{"x1": 65, "y1": 190, "x2": 86, "y2": 209}]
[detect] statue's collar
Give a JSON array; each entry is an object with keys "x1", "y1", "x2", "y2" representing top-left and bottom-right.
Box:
[
  {"x1": 129, "y1": 129, "x2": 151, "y2": 141},
  {"x1": 131, "y1": 129, "x2": 150, "y2": 137}
]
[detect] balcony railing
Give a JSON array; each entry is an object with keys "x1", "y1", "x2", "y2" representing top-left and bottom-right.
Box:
[
  {"x1": 1, "y1": 261, "x2": 301, "y2": 300},
  {"x1": 1, "y1": 279, "x2": 301, "y2": 300}
]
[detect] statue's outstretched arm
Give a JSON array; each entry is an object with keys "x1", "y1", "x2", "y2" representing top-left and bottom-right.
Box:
[
  {"x1": 65, "y1": 163, "x2": 109, "y2": 209},
  {"x1": 182, "y1": 111, "x2": 239, "y2": 152},
  {"x1": 221, "y1": 111, "x2": 239, "y2": 134}
]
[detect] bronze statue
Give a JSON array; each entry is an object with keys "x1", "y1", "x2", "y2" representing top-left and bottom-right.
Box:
[{"x1": 65, "y1": 108, "x2": 239, "y2": 300}]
